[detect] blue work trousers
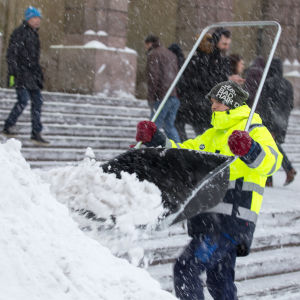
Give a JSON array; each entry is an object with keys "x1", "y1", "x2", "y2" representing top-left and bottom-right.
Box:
[
  {"x1": 151, "y1": 96, "x2": 181, "y2": 142},
  {"x1": 174, "y1": 234, "x2": 238, "y2": 300},
  {"x1": 5, "y1": 88, "x2": 43, "y2": 134}
]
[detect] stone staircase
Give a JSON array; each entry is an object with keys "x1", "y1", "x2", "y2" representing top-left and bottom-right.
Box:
[
  {"x1": 140, "y1": 179, "x2": 300, "y2": 298},
  {"x1": 0, "y1": 87, "x2": 300, "y2": 169},
  {"x1": 1, "y1": 88, "x2": 300, "y2": 298},
  {"x1": 0, "y1": 88, "x2": 148, "y2": 168}
]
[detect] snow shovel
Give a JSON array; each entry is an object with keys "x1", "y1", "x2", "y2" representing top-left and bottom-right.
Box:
[
  {"x1": 102, "y1": 21, "x2": 281, "y2": 228},
  {"x1": 102, "y1": 148, "x2": 232, "y2": 215}
]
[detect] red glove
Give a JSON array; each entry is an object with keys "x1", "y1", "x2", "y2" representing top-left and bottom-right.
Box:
[
  {"x1": 228, "y1": 130, "x2": 253, "y2": 156},
  {"x1": 136, "y1": 121, "x2": 157, "y2": 143}
]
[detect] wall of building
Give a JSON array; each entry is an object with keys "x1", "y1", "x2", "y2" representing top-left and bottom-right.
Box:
[
  {"x1": 127, "y1": 0, "x2": 179, "y2": 98},
  {"x1": 1, "y1": 0, "x2": 300, "y2": 99}
]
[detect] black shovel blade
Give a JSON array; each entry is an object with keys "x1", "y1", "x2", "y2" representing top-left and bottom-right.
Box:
[
  {"x1": 101, "y1": 148, "x2": 232, "y2": 222},
  {"x1": 163, "y1": 157, "x2": 233, "y2": 227}
]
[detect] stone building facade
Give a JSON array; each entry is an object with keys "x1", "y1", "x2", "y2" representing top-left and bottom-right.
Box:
[{"x1": 0, "y1": 0, "x2": 300, "y2": 103}]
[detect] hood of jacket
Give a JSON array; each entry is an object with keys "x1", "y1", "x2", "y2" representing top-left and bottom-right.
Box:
[
  {"x1": 268, "y1": 57, "x2": 283, "y2": 78},
  {"x1": 211, "y1": 105, "x2": 262, "y2": 130}
]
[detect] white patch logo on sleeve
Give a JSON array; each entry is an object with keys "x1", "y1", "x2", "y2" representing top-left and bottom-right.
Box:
[{"x1": 216, "y1": 85, "x2": 240, "y2": 108}]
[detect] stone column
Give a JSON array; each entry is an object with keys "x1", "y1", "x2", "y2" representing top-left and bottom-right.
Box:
[
  {"x1": 0, "y1": 32, "x2": 2, "y2": 78},
  {"x1": 49, "y1": 0, "x2": 137, "y2": 96}
]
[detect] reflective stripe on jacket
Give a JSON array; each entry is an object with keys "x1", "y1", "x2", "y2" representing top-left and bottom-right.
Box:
[{"x1": 166, "y1": 105, "x2": 283, "y2": 255}]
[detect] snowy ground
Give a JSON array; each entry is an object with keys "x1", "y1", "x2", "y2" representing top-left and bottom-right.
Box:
[
  {"x1": 1, "y1": 138, "x2": 300, "y2": 299},
  {"x1": 0, "y1": 140, "x2": 176, "y2": 300}
]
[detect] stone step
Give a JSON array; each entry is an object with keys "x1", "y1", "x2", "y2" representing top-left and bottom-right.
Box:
[
  {"x1": 19, "y1": 135, "x2": 134, "y2": 149},
  {"x1": 0, "y1": 98, "x2": 150, "y2": 118},
  {"x1": 0, "y1": 109, "x2": 145, "y2": 127},
  {"x1": 140, "y1": 213, "x2": 300, "y2": 266},
  {"x1": 237, "y1": 271, "x2": 300, "y2": 299},
  {"x1": 0, "y1": 88, "x2": 149, "y2": 108},
  {"x1": 3, "y1": 132, "x2": 300, "y2": 153},
  {"x1": 2, "y1": 122, "x2": 137, "y2": 138},
  {"x1": 153, "y1": 267, "x2": 300, "y2": 299},
  {"x1": 147, "y1": 245, "x2": 300, "y2": 292},
  {"x1": 21, "y1": 147, "x2": 123, "y2": 162}
]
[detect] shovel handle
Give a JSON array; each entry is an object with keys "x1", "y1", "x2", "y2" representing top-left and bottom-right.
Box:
[{"x1": 136, "y1": 21, "x2": 281, "y2": 150}]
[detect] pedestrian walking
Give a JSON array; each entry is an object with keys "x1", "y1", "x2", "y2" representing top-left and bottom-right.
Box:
[
  {"x1": 257, "y1": 57, "x2": 297, "y2": 186},
  {"x1": 173, "y1": 33, "x2": 214, "y2": 141},
  {"x1": 174, "y1": 28, "x2": 245, "y2": 141},
  {"x1": 145, "y1": 34, "x2": 180, "y2": 142},
  {"x1": 2, "y1": 6, "x2": 49, "y2": 145}
]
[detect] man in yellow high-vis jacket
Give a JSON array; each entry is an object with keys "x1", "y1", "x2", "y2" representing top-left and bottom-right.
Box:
[{"x1": 135, "y1": 81, "x2": 282, "y2": 300}]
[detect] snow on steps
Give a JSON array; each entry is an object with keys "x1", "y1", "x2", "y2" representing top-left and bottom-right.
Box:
[
  {"x1": 1, "y1": 89, "x2": 299, "y2": 298},
  {"x1": 0, "y1": 88, "x2": 300, "y2": 169},
  {"x1": 143, "y1": 180, "x2": 300, "y2": 298}
]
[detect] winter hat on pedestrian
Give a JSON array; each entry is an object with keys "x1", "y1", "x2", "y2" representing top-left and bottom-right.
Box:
[
  {"x1": 206, "y1": 81, "x2": 249, "y2": 109},
  {"x1": 25, "y1": 6, "x2": 42, "y2": 21}
]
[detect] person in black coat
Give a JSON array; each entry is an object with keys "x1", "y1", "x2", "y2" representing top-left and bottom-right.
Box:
[
  {"x1": 2, "y1": 6, "x2": 49, "y2": 145},
  {"x1": 257, "y1": 57, "x2": 297, "y2": 185},
  {"x1": 174, "y1": 28, "x2": 241, "y2": 141},
  {"x1": 172, "y1": 33, "x2": 216, "y2": 141},
  {"x1": 244, "y1": 56, "x2": 265, "y2": 107}
]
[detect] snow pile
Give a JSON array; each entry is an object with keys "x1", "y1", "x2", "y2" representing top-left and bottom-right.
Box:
[
  {"x1": 0, "y1": 139, "x2": 175, "y2": 300},
  {"x1": 84, "y1": 40, "x2": 107, "y2": 49},
  {"x1": 38, "y1": 148, "x2": 164, "y2": 262},
  {"x1": 284, "y1": 70, "x2": 300, "y2": 77},
  {"x1": 39, "y1": 149, "x2": 163, "y2": 231}
]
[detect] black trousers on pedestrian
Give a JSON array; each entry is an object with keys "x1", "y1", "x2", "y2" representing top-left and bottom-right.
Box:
[
  {"x1": 276, "y1": 143, "x2": 293, "y2": 173},
  {"x1": 4, "y1": 88, "x2": 43, "y2": 134}
]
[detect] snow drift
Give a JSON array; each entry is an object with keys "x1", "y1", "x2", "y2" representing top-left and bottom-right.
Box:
[
  {"x1": 0, "y1": 139, "x2": 175, "y2": 300},
  {"x1": 37, "y1": 148, "x2": 165, "y2": 261}
]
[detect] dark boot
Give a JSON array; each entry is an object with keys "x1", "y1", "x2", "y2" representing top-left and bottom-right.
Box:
[
  {"x1": 1, "y1": 126, "x2": 17, "y2": 137},
  {"x1": 284, "y1": 168, "x2": 297, "y2": 186},
  {"x1": 31, "y1": 132, "x2": 50, "y2": 145},
  {"x1": 266, "y1": 176, "x2": 273, "y2": 187}
]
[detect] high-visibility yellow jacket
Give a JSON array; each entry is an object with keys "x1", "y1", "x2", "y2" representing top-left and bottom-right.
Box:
[{"x1": 165, "y1": 105, "x2": 283, "y2": 255}]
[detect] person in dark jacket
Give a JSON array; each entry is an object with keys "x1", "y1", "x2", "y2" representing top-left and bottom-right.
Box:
[
  {"x1": 145, "y1": 34, "x2": 180, "y2": 142},
  {"x1": 257, "y1": 57, "x2": 297, "y2": 186},
  {"x1": 135, "y1": 81, "x2": 282, "y2": 300},
  {"x1": 244, "y1": 56, "x2": 265, "y2": 107},
  {"x1": 172, "y1": 33, "x2": 214, "y2": 141},
  {"x1": 2, "y1": 6, "x2": 49, "y2": 145},
  {"x1": 174, "y1": 28, "x2": 244, "y2": 141},
  {"x1": 168, "y1": 43, "x2": 185, "y2": 70}
]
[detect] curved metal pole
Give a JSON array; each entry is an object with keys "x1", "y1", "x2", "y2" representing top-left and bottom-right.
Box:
[
  {"x1": 136, "y1": 21, "x2": 281, "y2": 149},
  {"x1": 154, "y1": 21, "x2": 282, "y2": 229}
]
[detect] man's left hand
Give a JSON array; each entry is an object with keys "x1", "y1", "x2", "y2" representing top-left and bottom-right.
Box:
[
  {"x1": 229, "y1": 74, "x2": 245, "y2": 85},
  {"x1": 228, "y1": 130, "x2": 252, "y2": 156}
]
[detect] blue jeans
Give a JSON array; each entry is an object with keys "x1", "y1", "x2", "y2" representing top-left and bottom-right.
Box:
[
  {"x1": 174, "y1": 234, "x2": 238, "y2": 300},
  {"x1": 151, "y1": 96, "x2": 181, "y2": 142},
  {"x1": 5, "y1": 88, "x2": 43, "y2": 134}
]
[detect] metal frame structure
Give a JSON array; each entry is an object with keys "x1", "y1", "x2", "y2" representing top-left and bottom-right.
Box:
[{"x1": 154, "y1": 21, "x2": 282, "y2": 228}]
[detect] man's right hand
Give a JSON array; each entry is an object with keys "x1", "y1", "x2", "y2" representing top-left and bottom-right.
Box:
[
  {"x1": 9, "y1": 75, "x2": 15, "y2": 88},
  {"x1": 136, "y1": 121, "x2": 157, "y2": 143}
]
